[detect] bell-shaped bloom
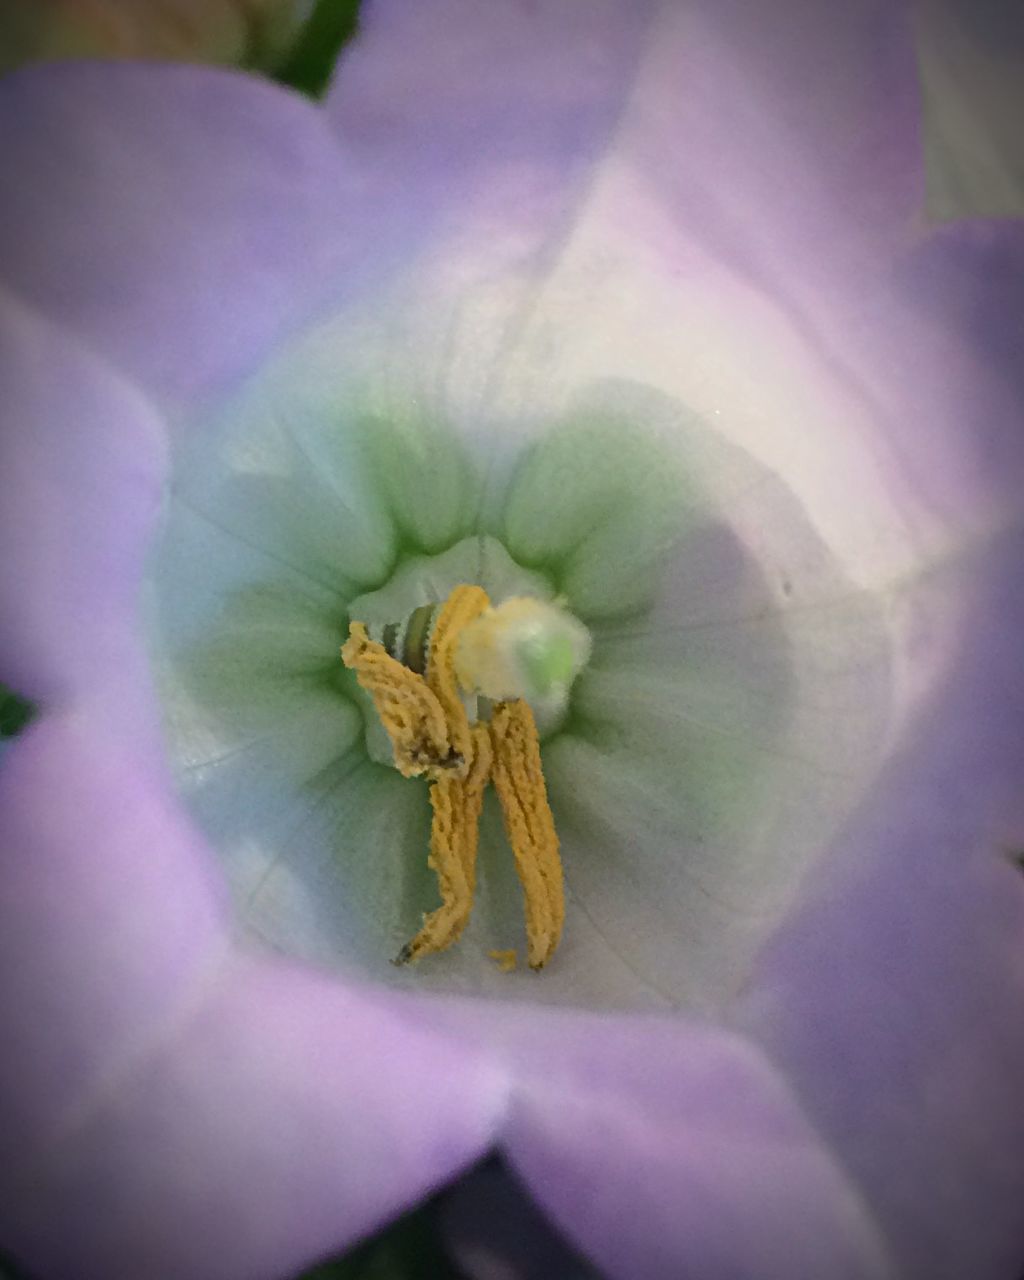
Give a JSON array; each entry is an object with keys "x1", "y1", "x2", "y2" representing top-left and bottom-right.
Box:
[{"x1": 2, "y1": 3, "x2": 1023, "y2": 1278}]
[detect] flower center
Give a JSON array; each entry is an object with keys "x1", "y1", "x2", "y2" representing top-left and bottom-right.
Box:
[
  {"x1": 342, "y1": 582, "x2": 590, "y2": 971},
  {"x1": 344, "y1": 534, "x2": 590, "y2": 764},
  {"x1": 145, "y1": 354, "x2": 894, "y2": 1013}
]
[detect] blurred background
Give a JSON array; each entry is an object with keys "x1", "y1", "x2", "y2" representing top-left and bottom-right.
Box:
[{"x1": 0, "y1": 0, "x2": 313, "y2": 74}]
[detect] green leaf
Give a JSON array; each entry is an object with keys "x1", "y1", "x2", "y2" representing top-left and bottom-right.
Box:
[
  {"x1": 0, "y1": 683, "x2": 35, "y2": 739},
  {"x1": 296, "y1": 1196, "x2": 464, "y2": 1279},
  {"x1": 0, "y1": 1247, "x2": 38, "y2": 1278},
  {"x1": 272, "y1": 0, "x2": 361, "y2": 99}
]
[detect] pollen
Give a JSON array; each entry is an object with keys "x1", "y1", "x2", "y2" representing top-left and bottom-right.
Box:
[{"x1": 342, "y1": 583, "x2": 585, "y2": 971}]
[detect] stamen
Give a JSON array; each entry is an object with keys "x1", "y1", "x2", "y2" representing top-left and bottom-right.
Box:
[
  {"x1": 489, "y1": 699, "x2": 564, "y2": 970},
  {"x1": 396, "y1": 723, "x2": 492, "y2": 964},
  {"x1": 342, "y1": 583, "x2": 580, "y2": 971},
  {"x1": 340, "y1": 622, "x2": 459, "y2": 778},
  {"x1": 425, "y1": 584, "x2": 490, "y2": 768}
]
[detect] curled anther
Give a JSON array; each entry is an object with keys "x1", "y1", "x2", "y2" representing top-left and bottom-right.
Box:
[{"x1": 341, "y1": 621, "x2": 456, "y2": 779}]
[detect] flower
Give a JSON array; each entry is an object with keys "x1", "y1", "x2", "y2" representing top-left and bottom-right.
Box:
[{"x1": 2, "y1": 3, "x2": 1024, "y2": 1279}]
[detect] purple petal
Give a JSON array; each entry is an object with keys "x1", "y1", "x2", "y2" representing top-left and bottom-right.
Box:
[
  {"x1": 426, "y1": 1003, "x2": 893, "y2": 1279},
  {"x1": 607, "y1": 3, "x2": 1024, "y2": 522},
  {"x1": 328, "y1": 1, "x2": 1023, "y2": 524},
  {"x1": 0, "y1": 293, "x2": 166, "y2": 705},
  {"x1": 325, "y1": 0, "x2": 655, "y2": 277},
  {"x1": 0, "y1": 711, "x2": 504, "y2": 1280},
  {"x1": 325, "y1": 0, "x2": 916, "y2": 293},
  {"x1": 738, "y1": 536, "x2": 1024, "y2": 1280},
  {"x1": 635, "y1": 0, "x2": 920, "y2": 272},
  {"x1": 0, "y1": 63, "x2": 362, "y2": 404},
  {"x1": 0, "y1": 710, "x2": 228, "y2": 1171}
]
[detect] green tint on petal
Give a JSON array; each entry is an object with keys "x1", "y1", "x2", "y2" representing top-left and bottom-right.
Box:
[
  {"x1": 501, "y1": 407, "x2": 686, "y2": 619},
  {"x1": 233, "y1": 757, "x2": 435, "y2": 968},
  {"x1": 540, "y1": 462, "x2": 892, "y2": 1008},
  {"x1": 152, "y1": 562, "x2": 435, "y2": 966},
  {"x1": 362, "y1": 408, "x2": 479, "y2": 555},
  {"x1": 168, "y1": 414, "x2": 396, "y2": 610},
  {"x1": 346, "y1": 536, "x2": 554, "y2": 627}
]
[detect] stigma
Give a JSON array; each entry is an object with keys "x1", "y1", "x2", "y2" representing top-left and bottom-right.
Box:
[{"x1": 341, "y1": 586, "x2": 590, "y2": 970}]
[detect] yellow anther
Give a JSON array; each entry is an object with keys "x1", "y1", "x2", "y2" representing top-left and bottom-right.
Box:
[
  {"x1": 489, "y1": 950, "x2": 518, "y2": 973},
  {"x1": 340, "y1": 622, "x2": 457, "y2": 779},
  {"x1": 341, "y1": 584, "x2": 568, "y2": 970},
  {"x1": 425, "y1": 584, "x2": 490, "y2": 767},
  {"x1": 489, "y1": 699, "x2": 564, "y2": 970},
  {"x1": 397, "y1": 723, "x2": 492, "y2": 965}
]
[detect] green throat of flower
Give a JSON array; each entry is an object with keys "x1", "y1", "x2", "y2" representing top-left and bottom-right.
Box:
[{"x1": 145, "y1": 355, "x2": 892, "y2": 1012}]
